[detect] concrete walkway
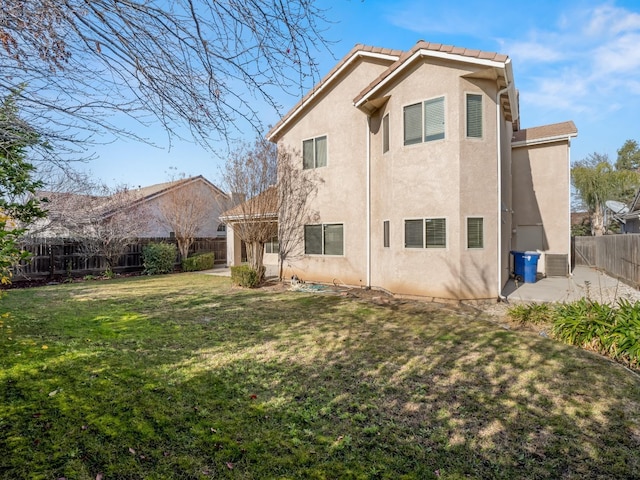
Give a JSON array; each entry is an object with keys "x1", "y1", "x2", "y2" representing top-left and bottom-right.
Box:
[{"x1": 502, "y1": 265, "x2": 639, "y2": 304}]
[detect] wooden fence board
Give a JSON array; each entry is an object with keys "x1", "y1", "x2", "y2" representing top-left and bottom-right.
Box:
[
  {"x1": 574, "y1": 235, "x2": 640, "y2": 288},
  {"x1": 14, "y1": 237, "x2": 226, "y2": 280}
]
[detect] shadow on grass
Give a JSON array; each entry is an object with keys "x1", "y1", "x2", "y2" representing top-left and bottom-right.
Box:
[{"x1": 1, "y1": 274, "x2": 639, "y2": 479}]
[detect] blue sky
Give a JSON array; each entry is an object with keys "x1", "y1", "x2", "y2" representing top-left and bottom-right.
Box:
[{"x1": 86, "y1": 0, "x2": 640, "y2": 188}]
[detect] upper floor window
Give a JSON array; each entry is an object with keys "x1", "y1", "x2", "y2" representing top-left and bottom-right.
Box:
[
  {"x1": 304, "y1": 223, "x2": 343, "y2": 255},
  {"x1": 466, "y1": 93, "x2": 483, "y2": 138},
  {"x1": 382, "y1": 114, "x2": 390, "y2": 153},
  {"x1": 303, "y1": 135, "x2": 327, "y2": 169},
  {"x1": 403, "y1": 96, "x2": 445, "y2": 146},
  {"x1": 404, "y1": 218, "x2": 447, "y2": 249}
]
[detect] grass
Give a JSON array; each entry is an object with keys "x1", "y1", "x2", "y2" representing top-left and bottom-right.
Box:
[{"x1": 1, "y1": 274, "x2": 640, "y2": 479}]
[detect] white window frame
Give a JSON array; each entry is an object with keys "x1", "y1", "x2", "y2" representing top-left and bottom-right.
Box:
[
  {"x1": 302, "y1": 135, "x2": 328, "y2": 169},
  {"x1": 304, "y1": 223, "x2": 344, "y2": 256},
  {"x1": 404, "y1": 217, "x2": 447, "y2": 249},
  {"x1": 403, "y1": 96, "x2": 446, "y2": 147},
  {"x1": 265, "y1": 234, "x2": 279, "y2": 254}
]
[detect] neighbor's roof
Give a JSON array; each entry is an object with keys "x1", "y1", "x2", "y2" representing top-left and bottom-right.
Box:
[
  {"x1": 220, "y1": 186, "x2": 278, "y2": 221},
  {"x1": 511, "y1": 121, "x2": 578, "y2": 147},
  {"x1": 132, "y1": 175, "x2": 227, "y2": 202},
  {"x1": 268, "y1": 40, "x2": 516, "y2": 142}
]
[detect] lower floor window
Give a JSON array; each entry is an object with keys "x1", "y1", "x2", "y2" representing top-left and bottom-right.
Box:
[
  {"x1": 467, "y1": 217, "x2": 484, "y2": 249},
  {"x1": 265, "y1": 235, "x2": 279, "y2": 254},
  {"x1": 404, "y1": 218, "x2": 446, "y2": 248},
  {"x1": 305, "y1": 223, "x2": 344, "y2": 255}
]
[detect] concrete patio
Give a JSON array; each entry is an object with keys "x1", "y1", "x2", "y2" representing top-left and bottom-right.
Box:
[{"x1": 502, "y1": 265, "x2": 639, "y2": 304}]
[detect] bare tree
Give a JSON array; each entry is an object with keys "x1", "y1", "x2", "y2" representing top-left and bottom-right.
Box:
[
  {"x1": 221, "y1": 138, "x2": 318, "y2": 281},
  {"x1": 157, "y1": 175, "x2": 224, "y2": 260},
  {"x1": 41, "y1": 180, "x2": 150, "y2": 274},
  {"x1": 0, "y1": 1, "x2": 331, "y2": 163},
  {"x1": 276, "y1": 149, "x2": 319, "y2": 280},
  {"x1": 221, "y1": 138, "x2": 277, "y2": 279}
]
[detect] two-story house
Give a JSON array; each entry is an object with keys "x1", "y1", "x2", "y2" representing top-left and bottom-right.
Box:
[{"x1": 228, "y1": 41, "x2": 577, "y2": 300}]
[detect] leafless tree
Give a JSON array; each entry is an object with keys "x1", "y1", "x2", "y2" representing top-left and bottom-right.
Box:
[
  {"x1": 221, "y1": 138, "x2": 318, "y2": 281},
  {"x1": 157, "y1": 175, "x2": 223, "y2": 260},
  {"x1": 38, "y1": 179, "x2": 150, "y2": 273},
  {"x1": 276, "y1": 149, "x2": 319, "y2": 280},
  {"x1": 221, "y1": 138, "x2": 277, "y2": 280},
  {"x1": 0, "y1": 1, "x2": 331, "y2": 163}
]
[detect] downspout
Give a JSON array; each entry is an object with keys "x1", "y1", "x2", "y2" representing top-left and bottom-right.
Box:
[
  {"x1": 366, "y1": 115, "x2": 372, "y2": 288},
  {"x1": 567, "y1": 140, "x2": 572, "y2": 272},
  {"x1": 496, "y1": 85, "x2": 510, "y2": 301}
]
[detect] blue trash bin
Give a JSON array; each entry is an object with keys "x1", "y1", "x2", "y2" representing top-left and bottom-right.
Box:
[
  {"x1": 511, "y1": 250, "x2": 525, "y2": 279},
  {"x1": 511, "y1": 251, "x2": 541, "y2": 283}
]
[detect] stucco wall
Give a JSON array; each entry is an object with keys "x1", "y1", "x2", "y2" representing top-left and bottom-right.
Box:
[
  {"x1": 275, "y1": 55, "x2": 511, "y2": 299},
  {"x1": 368, "y1": 60, "x2": 502, "y2": 299},
  {"x1": 138, "y1": 179, "x2": 228, "y2": 238},
  {"x1": 277, "y1": 56, "x2": 394, "y2": 286},
  {"x1": 511, "y1": 140, "x2": 571, "y2": 274}
]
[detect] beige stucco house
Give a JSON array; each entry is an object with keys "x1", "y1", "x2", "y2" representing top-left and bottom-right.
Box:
[
  {"x1": 33, "y1": 175, "x2": 230, "y2": 239},
  {"x1": 227, "y1": 41, "x2": 577, "y2": 300}
]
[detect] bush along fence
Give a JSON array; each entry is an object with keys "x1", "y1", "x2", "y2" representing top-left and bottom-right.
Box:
[{"x1": 13, "y1": 237, "x2": 226, "y2": 280}]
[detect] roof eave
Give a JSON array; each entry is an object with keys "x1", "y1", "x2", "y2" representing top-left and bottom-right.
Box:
[
  {"x1": 266, "y1": 50, "x2": 400, "y2": 142},
  {"x1": 355, "y1": 48, "x2": 512, "y2": 110},
  {"x1": 512, "y1": 132, "x2": 578, "y2": 148}
]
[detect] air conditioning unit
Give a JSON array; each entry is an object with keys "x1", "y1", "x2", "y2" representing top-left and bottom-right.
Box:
[{"x1": 545, "y1": 253, "x2": 569, "y2": 277}]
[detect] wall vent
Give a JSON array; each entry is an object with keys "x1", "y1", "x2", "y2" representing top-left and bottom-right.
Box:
[{"x1": 546, "y1": 253, "x2": 569, "y2": 277}]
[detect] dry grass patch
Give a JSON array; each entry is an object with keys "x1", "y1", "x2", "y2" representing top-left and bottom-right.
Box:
[{"x1": 1, "y1": 273, "x2": 639, "y2": 479}]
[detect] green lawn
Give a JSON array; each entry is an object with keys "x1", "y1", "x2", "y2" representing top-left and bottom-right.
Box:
[{"x1": 1, "y1": 274, "x2": 639, "y2": 479}]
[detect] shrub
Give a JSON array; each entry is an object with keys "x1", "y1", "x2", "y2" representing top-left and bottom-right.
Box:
[
  {"x1": 507, "y1": 303, "x2": 555, "y2": 325},
  {"x1": 230, "y1": 265, "x2": 263, "y2": 288},
  {"x1": 182, "y1": 253, "x2": 215, "y2": 272},
  {"x1": 142, "y1": 243, "x2": 177, "y2": 275}
]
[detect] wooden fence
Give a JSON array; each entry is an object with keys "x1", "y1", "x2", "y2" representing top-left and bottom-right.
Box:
[
  {"x1": 573, "y1": 234, "x2": 640, "y2": 288},
  {"x1": 14, "y1": 237, "x2": 226, "y2": 280}
]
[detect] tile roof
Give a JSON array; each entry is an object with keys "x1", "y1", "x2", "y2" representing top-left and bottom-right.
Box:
[
  {"x1": 354, "y1": 40, "x2": 509, "y2": 105},
  {"x1": 512, "y1": 121, "x2": 578, "y2": 145},
  {"x1": 267, "y1": 44, "x2": 402, "y2": 141},
  {"x1": 267, "y1": 40, "x2": 513, "y2": 141}
]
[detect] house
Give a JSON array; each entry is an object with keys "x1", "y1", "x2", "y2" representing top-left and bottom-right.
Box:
[
  {"x1": 227, "y1": 41, "x2": 578, "y2": 300},
  {"x1": 32, "y1": 175, "x2": 230, "y2": 239}
]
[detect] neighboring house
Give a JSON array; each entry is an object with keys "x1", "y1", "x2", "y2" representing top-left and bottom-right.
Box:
[
  {"x1": 227, "y1": 41, "x2": 578, "y2": 300},
  {"x1": 220, "y1": 186, "x2": 278, "y2": 266},
  {"x1": 128, "y1": 175, "x2": 230, "y2": 238},
  {"x1": 32, "y1": 175, "x2": 230, "y2": 238}
]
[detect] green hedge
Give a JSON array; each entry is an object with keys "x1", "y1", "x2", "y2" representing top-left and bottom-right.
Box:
[
  {"x1": 142, "y1": 243, "x2": 177, "y2": 275},
  {"x1": 508, "y1": 298, "x2": 640, "y2": 369},
  {"x1": 182, "y1": 253, "x2": 215, "y2": 272},
  {"x1": 230, "y1": 265, "x2": 263, "y2": 288}
]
